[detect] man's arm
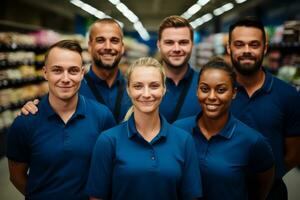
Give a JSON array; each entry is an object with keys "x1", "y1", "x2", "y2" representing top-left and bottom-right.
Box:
[
  {"x1": 253, "y1": 166, "x2": 275, "y2": 200},
  {"x1": 20, "y1": 99, "x2": 39, "y2": 115},
  {"x1": 8, "y1": 160, "x2": 29, "y2": 195},
  {"x1": 285, "y1": 137, "x2": 300, "y2": 171}
]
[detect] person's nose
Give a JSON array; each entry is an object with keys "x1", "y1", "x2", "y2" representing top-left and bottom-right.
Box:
[
  {"x1": 104, "y1": 41, "x2": 112, "y2": 49},
  {"x1": 61, "y1": 71, "x2": 70, "y2": 82},
  {"x1": 173, "y1": 42, "x2": 180, "y2": 52},
  {"x1": 208, "y1": 90, "x2": 217, "y2": 100},
  {"x1": 142, "y1": 86, "x2": 151, "y2": 98}
]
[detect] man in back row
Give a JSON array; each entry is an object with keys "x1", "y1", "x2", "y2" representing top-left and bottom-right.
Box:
[
  {"x1": 227, "y1": 17, "x2": 300, "y2": 200},
  {"x1": 22, "y1": 16, "x2": 201, "y2": 123}
]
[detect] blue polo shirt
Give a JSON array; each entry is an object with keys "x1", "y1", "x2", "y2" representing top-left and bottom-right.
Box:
[
  {"x1": 174, "y1": 113, "x2": 274, "y2": 200},
  {"x1": 160, "y1": 66, "x2": 202, "y2": 123},
  {"x1": 231, "y1": 69, "x2": 300, "y2": 178},
  {"x1": 86, "y1": 115, "x2": 202, "y2": 200},
  {"x1": 79, "y1": 68, "x2": 131, "y2": 123},
  {"x1": 6, "y1": 95, "x2": 116, "y2": 200}
]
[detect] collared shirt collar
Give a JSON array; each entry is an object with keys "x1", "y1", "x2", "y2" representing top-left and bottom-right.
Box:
[
  {"x1": 235, "y1": 67, "x2": 274, "y2": 94},
  {"x1": 127, "y1": 114, "x2": 168, "y2": 140},
  {"x1": 88, "y1": 67, "x2": 124, "y2": 86},
  {"x1": 166, "y1": 64, "x2": 194, "y2": 83},
  {"x1": 193, "y1": 112, "x2": 236, "y2": 139},
  {"x1": 40, "y1": 94, "x2": 86, "y2": 120}
]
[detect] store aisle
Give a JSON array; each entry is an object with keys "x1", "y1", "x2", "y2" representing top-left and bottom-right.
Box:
[{"x1": 0, "y1": 158, "x2": 300, "y2": 199}]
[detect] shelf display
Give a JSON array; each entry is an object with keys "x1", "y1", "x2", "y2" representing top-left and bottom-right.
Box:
[{"x1": 0, "y1": 31, "x2": 89, "y2": 133}]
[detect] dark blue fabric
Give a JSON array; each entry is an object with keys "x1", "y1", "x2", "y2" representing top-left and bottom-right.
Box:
[
  {"x1": 174, "y1": 113, "x2": 274, "y2": 200},
  {"x1": 86, "y1": 115, "x2": 202, "y2": 200},
  {"x1": 231, "y1": 69, "x2": 300, "y2": 178},
  {"x1": 160, "y1": 66, "x2": 202, "y2": 122},
  {"x1": 79, "y1": 69, "x2": 131, "y2": 123},
  {"x1": 6, "y1": 95, "x2": 116, "y2": 200}
]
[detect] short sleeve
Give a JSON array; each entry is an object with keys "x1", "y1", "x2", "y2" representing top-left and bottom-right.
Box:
[
  {"x1": 86, "y1": 133, "x2": 114, "y2": 199},
  {"x1": 6, "y1": 116, "x2": 30, "y2": 163},
  {"x1": 284, "y1": 90, "x2": 300, "y2": 137},
  {"x1": 249, "y1": 136, "x2": 274, "y2": 173},
  {"x1": 100, "y1": 107, "x2": 116, "y2": 132},
  {"x1": 180, "y1": 134, "x2": 203, "y2": 199}
]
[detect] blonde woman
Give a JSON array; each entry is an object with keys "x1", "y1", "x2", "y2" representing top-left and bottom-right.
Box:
[{"x1": 86, "y1": 57, "x2": 202, "y2": 200}]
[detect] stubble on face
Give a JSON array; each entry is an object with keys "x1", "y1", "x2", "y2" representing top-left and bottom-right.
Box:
[{"x1": 230, "y1": 52, "x2": 264, "y2": 76}]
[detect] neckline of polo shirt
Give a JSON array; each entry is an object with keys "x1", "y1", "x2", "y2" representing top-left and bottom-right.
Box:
[
  {"x1": 166, "y1": 65, "x2": 193, "y2": 85},
  {"x1": 72, "y1": 95, "x2": 86, "y2": 118},
  {"x1": 126, "y1": 114, "x2": 168, "y2": 140},
  {"x1": 40, "y1": 94, "x2": 56, "y2": 118},
  {"x1": 192, "y1": 112, "x2": 236, "y2": 139},
  {"x1": 235, "y1": 68, "x2": 273, "y2": 94},
  {"x1": 260, "y1": 68, "x2": 274, "y2": 93},
  {"x1": 41, "y1": 94, "x2": 86, "y2": 120},
  {"x1": 89, "y1": 68, "x2": 124, "y2": 86}
]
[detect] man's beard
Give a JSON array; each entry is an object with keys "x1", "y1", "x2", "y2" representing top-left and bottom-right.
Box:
[
  {"x1": 94, "y1": 57, "x2": 121, "y2": 71},
  {"x1": 231, "y1": 53, "x2": 263, "y2": 76}
]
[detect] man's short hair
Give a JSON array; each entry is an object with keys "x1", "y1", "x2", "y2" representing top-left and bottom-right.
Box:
[
  {"x1": 44, "y1": 40, "x2": 82, "y2": 63},
  {"x1": 88, "y1": 18, "x2": 123, "y2": 42},
  {"x1": 158, "y1": 15, "x2": 194, "y2": 41},
  {"x1": 228, "y1": 16, "x2": 266, "y2": 43}
]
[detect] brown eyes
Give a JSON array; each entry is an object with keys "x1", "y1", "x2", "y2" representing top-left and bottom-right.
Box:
[
  {"x1": 95, "y1": 37, "x2": 120, "y2": 44},
  {"x1": 163, "y1": 40, "x2": 190, "y2": 46},
  {"x1": 199, "y1": 86, "x2": 227, "y2": 94},
  {"x1": 233, "y1": 41, "x2": 261, "y2": 49}
]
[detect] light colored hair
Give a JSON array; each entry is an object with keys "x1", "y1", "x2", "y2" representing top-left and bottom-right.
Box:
[
  {"x1": 123, "y1": 57, "x2": 166, "y2": 121},
  {"x1": 126, "y1": 57, "x2": 166, "y2": 87}
]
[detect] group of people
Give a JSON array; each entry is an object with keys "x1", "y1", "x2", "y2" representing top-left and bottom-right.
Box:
[{"x1": 6, "y1": 15, "x2": 300, "y2": 200}]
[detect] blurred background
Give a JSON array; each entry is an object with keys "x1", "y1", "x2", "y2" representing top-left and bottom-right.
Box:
[{"x1": 0, "y1": 0, "x2": 300, "y2": 199}]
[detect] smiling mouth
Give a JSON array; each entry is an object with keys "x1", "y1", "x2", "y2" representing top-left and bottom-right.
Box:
[{"x1": 206, "y1": 104, "x2": 219, "y2": 110}]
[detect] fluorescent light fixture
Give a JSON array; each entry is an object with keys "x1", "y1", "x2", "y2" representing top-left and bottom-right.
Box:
[
  {"x1": 134, "y1": 21, "x2": 150, "y2": 41},
  {"x1": 108, "y1": 0, "x2": 120, "y2": 5},
  {"x1": 235, "y1": 0, "x2": 247, "y2": 3},
  {"x1": 116, "y1": 3, "x2": 129, "y2": 13},
  {"x1": 188, "y1": 4, "x2": 202, "y2": 15},
  {"x1": 213, "y1": 3, "x2": 234, "y2": 16},
  {"x1": 190, "y1": 13, "x2": 213, "y2": 29},
  {"x1": 197, "y1": 0, "x2": 210, "y2": 6},
  {"x1": 70, "y1": 0, "x2": 123, "y2": 27},
  {"x1": 108, "y1": 0, "x2": 150, "y2": 40},
  {"x1": 222, "y1": 3, "x2": 234, "y2": 12},
  {"x1": 181, "y1": 0, "x2": 210, "y2": 19},
  {"x1": 213, "y1": 8, "x2": 223, "y2": 16},
  {"x1": 202, "y1": 13, "x2": 213, "y2": 22}
]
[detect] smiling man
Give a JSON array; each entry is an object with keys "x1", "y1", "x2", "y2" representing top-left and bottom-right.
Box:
[
  {"x1": 79, "y1": 18, "x2": 131, "y2": 123},
  {"x1": 227, "y1": 17, "x2": 300, "y2": 200},
  {"x1": 157, "y1": 15, "x2": 201, "y2": 123},
  {"x1": 21, "y1": 19, "x2": 132, "y2": 123},
  {"x1": 6, "y1": 40, "x2": 116, "y2": 200}
]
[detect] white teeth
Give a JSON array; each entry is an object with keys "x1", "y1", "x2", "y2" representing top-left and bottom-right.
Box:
[{"x1": 206, "y1": 104, "x2": 218, "y2": 110}]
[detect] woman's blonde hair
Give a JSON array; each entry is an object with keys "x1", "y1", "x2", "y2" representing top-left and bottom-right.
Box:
[
  {"x1": 123, "y1": 57, "x2": 166, "y2": 121},
  {"x1": 126, "y1": 57, "x2": 166, "y2": 88}
]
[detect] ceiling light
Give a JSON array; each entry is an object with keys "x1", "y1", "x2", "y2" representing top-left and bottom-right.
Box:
[
  {"x1": 108, "y1": 0, "x2": 120, "y2": 5},
  {"x1": 181, "y1": 0, "x2": 210, "y2": 19},
  {"x1": 70, "y1": 0, "x2": 123, "y2": 27},
  {"x1": 187, "y1": 4, "x2": 202, "y2": 15},
  {"x1": 222, "y1": 3, "x2": 234, "y2": 12},
  {"x1": 235, "y1": 0, "x2": 247, "y2": 3},
  {"x1": 197, "y1": 0, "x2": 210, "y2": 6}
]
